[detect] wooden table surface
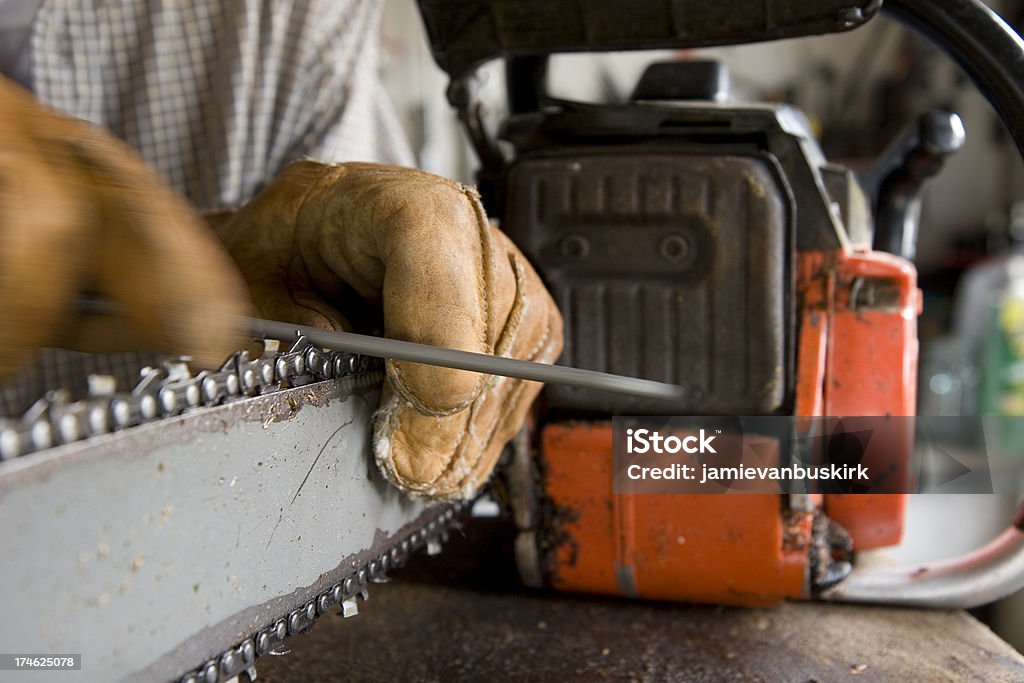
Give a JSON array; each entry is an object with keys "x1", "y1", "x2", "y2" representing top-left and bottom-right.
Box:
[{"x1": 257, "y1": 519, "x2": 1024, "y2": 682}]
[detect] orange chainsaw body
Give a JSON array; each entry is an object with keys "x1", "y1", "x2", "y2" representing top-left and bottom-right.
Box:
[{"x1": 533, "y1": 248, "x2": 919, "y2": 605}]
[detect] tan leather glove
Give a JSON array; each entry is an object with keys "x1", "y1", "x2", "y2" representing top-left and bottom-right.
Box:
[
  {"x1": 0, "y1": 76, "x2": 251, "y2": 374},
  {"x1": 217, "y1": 161, "x2": 563, "y2": 500}
]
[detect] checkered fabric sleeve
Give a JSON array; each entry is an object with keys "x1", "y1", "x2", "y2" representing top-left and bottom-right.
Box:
[
  {"x1": 1, "y1": 0, "x2": 414, "y2": 416},
  {"x1": 30, "y1": 0, "x2": 414, "y2": 213}
]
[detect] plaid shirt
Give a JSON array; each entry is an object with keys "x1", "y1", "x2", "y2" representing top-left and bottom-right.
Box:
[
  {"x1": 30, "y1": 0, "x2": 413, "y2": 212},
  {"x1": 2, "y1": 0, "x2": 414, "y2": 416}
]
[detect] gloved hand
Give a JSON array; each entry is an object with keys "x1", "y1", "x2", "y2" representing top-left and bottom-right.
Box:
[
  {"x1": 0, "y1": 76, "x2": 251, "y2": 374},
  {"x1": 1, "y1": 72, "x2": 562, "y2": 500},
  {"x1": 217, "y1": 161, "x2": 564, "y2": 500}
]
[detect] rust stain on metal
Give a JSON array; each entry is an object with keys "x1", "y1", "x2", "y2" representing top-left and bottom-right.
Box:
[
  {"x1": 782, "y1": 511, "x2": 813, "y2": 552},
  {"x1": 744, "y1": 170, "x2": 768, "y2": 199}
]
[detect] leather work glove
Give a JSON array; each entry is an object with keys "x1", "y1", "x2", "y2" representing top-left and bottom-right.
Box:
[
  {"x1": 0, "y1": 76, "x2": 251, "y2": 374},
  {"x1": 217, "y1": 161, "x2": 564, "y2": 500}
]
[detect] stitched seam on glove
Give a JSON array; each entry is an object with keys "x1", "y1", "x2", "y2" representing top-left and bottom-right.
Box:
[
  {"x1": 384, "y1": 251, "x2": 531, "y2": 493},
  {"x1": 373, "y1": 294, "x2": 558, "y2": 500},
  {"x1": 387, "y1": 183, "x2": 495, "y2": 416},
  {"x1": 494, "y1": 253, "x2": 525, "y2": 359},
  {"x1": 371, "y1": 393, "x2": 471, "y2": 495},
  {"x1": 456, "y1": 310, "x2": 561, "y2": 498}
]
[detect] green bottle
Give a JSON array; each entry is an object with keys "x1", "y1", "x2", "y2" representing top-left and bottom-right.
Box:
[{"x1": 979, "y1": 255, "x2": 1024, "y2": 455}]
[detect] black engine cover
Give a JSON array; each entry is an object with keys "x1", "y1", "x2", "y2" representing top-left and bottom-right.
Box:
[{"x1": 503, "y1": 146, "x2": 790, "y2": 415}]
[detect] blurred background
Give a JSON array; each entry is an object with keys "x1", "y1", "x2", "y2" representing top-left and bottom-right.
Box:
[{"x1": 376, "y1": 0, "x2": 1024, "y2": 650}]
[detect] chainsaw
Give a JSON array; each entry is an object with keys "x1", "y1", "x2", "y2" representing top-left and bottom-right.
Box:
[{"x1": 416, "y1": 0, "x2": 1024, "y2": 614}]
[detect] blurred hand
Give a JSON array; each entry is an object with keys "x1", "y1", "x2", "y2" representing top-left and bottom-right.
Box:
[
  {"x1": 0, "y1": 76, "x2": 251, "y2": 375},
  {"x1": 218, "y1": 161, "x2": 564, "y2": 499}
]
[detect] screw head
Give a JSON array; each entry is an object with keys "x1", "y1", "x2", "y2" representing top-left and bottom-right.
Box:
[
  {"x1": 659, "y1": 234, "x2": 692, "y2": 266},
  {"x1": 559, "y1": 234, "x2": 590, "y2": 259}
]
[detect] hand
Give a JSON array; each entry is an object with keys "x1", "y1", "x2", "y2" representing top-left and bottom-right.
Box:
[
  {"x1": 0, "y1": 76, "x2": 251, "y2": 375},
  {"x1": 217, "y1": 161, "x2": 564, "y2": 500}
]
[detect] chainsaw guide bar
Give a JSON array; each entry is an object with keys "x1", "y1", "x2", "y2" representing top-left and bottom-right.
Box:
[{"x1": 0, "y1": 338, "x2": 465, "y2": 682}]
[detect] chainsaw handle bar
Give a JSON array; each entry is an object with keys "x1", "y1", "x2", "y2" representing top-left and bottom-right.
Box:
[
  {"x1": 883, "y1": 0, "x2": 1024, "y2": 159},
  {"x1": 826, "y1": 0, "x2": 1024, "y2": 608}
]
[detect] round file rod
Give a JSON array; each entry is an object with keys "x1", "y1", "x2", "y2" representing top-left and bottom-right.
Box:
[{"x1": 249, "y1": 318, "x2": 686, "y2": 401}]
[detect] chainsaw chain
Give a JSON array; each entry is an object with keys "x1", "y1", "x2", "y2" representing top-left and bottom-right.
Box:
[
  {"x1": 0, "y1": 336, "x2": 375, "y2": 460},
  {"x1": 177, "y1": 502, "x2": 467, "y2": 683},
  {"x1": 0, "y1": 335, "x2": 465, "y2": 682}
]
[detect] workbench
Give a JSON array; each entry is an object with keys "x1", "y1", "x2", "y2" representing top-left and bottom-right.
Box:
[{"x1": 258, "y1": 519, "x2": 1024, "y2": 682}]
